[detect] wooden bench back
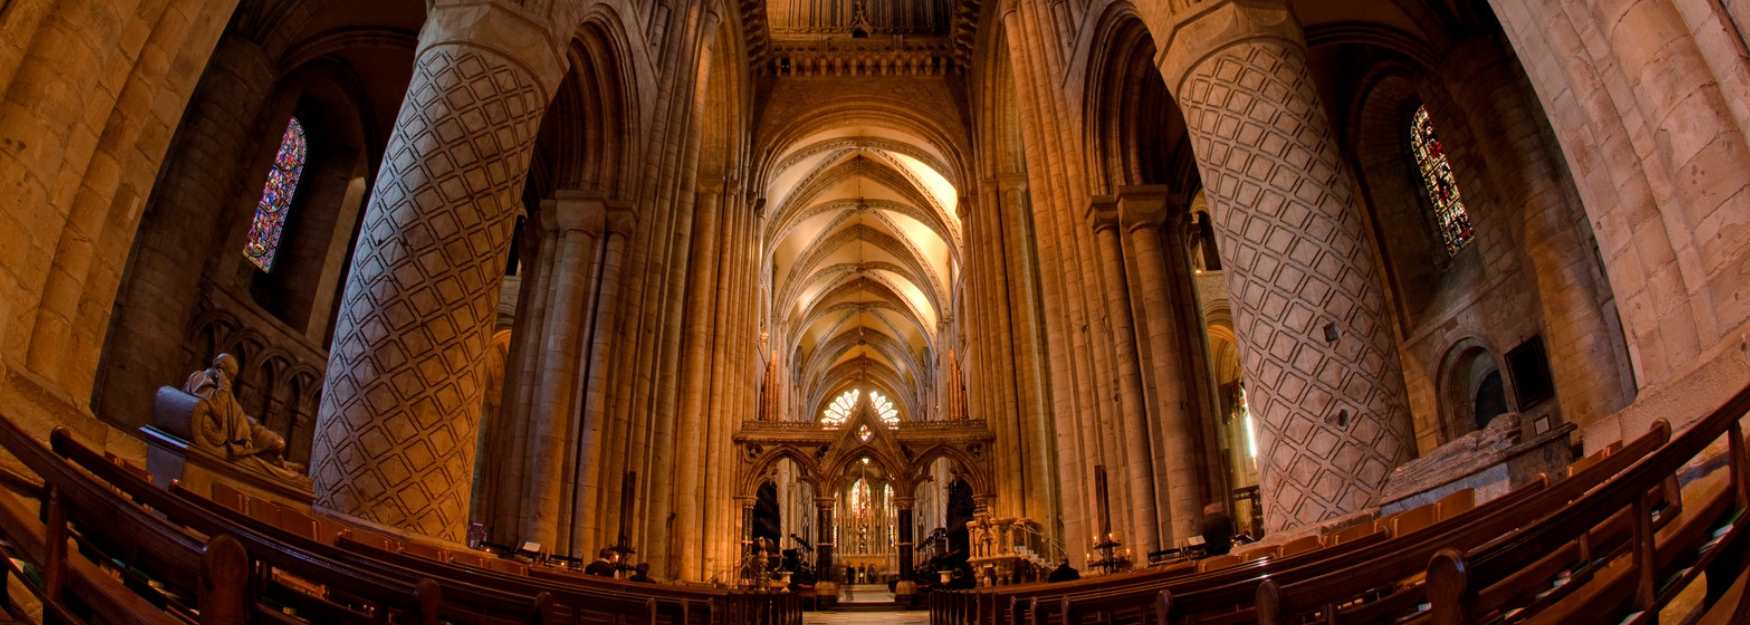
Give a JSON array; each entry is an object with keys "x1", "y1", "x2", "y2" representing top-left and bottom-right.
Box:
[{"x1": 1424, "y1": 384, "x2": 1750, "y2": 625}]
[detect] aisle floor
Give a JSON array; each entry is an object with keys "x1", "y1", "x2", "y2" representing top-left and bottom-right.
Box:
[{"x1": 804, "y1": 611, "x2": 928, "y2": 624}]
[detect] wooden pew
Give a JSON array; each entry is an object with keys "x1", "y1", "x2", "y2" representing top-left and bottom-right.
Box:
[
  {"x1": 1422, "y1": 384, "x2": 1750, "y2": 625},
  {"x1": 1244, "y1": 420, "x2": 1674, "y2": 625},
  {"x1": 1017, "y1": 418, "x2": 1670, "y2": 625},
  {"x1": 162, "y1": 468, "x2": 794, "y2": 625},
  {"x1": 44, "y1": 426, "x2": 528, "y2": 625},
  {"x1": 0, "y1": 464, "x2": 188, "y2": 625},
  {"x1": 1160, "y1": 420, "x2": 1665, "y2": 625},
  {"x1": 0, "y1": 415, "x2": 266, "y2": 625}
]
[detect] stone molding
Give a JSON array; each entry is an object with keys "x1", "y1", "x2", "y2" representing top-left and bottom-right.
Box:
[
  {"x1": 1086, "y1": 196, "x2": 1121, "y2": 232},
  {"x1": 1156, "y1": 0, "x2": 1301, "y2": 93},
  {"x1": 421, "y1": 1, "x2": 569, "y2": 95},
  {"x1": 606, "y1": 201, "x2": 638, "y2": 236},
  {"x1": 540, "y1": 190, "x2": 611, "y2": 236},
  {"x1": 1115, "y1": 184, "x2": 1177, "y2": 232}
]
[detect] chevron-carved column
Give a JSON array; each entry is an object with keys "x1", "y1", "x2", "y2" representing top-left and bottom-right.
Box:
[
  {"x1": 309, "y1": 4, "x2": 567, "y2": 541},
  {"x1": 1160, "y1": 0, "x2": 1414, "y2": 532}
]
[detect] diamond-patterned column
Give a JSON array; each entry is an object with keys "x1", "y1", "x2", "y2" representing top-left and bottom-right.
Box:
[
  {"x1": 310, "y1": 7, "x2": 565, "y2": 540},
  {"x1": 1160, "y1": 1, "x2": 1415, "y2": 532}
]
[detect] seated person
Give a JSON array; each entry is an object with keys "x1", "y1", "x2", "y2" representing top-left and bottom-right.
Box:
[
  {"x1": 1200, "y1": 503, "x2": 1236, "y2": 557},
  {"x1": 585, "y1": 548, "x2": 618, "y2": 577},
  {"x1": 1047, "y1": 559, "x2": 1080, "y2": 582},
  {"x1": 628, "y1": 562, "x2": 653, "y2": 582}
]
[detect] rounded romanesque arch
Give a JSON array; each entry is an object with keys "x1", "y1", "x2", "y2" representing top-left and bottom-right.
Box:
[{"x1": 1434, "y1": 338, "x2": 1516, "y2": 443}]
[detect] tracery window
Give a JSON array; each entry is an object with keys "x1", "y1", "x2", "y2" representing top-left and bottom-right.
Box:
[
  {"x1": 1409, "y1": 106, "x2": 1474, "y2": 256},
  {"x1": 244, "y1": 118, "x2": 308, "y2": 271},
  {"x1": 823, "y1": 389, "x2": 861, "y2": 425},
  {"x1": 820, "y1": 387, "x2": 901, "y2": 426},
  {"x1": 869, "y1": 390, "x2": 899, "y2": 425}
]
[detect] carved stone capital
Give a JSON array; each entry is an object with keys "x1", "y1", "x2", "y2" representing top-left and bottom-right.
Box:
[
  {"x1": 892, "y1": 496, "x2": 917, "y2": 509},
  {"x1": 1086, "y1": 196, "x2": 1121, "y2": 233},
  {"x1": 1117, "y1": 184, "x2": 1178, "y2": 232},
  {"x1": 606, "y1": 200, "x2": 638, "y2": 236},
  {"x1": 540, "y1": 190, "x2": 609, "y2": 236},
  {"x1": 420, "y1": 1, "x2": 569, "y2": 95},
  {"x1": 1156, "y1": 0, "x2": 1303, "y2": 92}
]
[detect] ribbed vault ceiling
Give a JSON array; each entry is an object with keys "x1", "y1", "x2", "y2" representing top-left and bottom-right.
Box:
[{"x1": 764, "y1": 126, "x2": 961, "y2": 423}]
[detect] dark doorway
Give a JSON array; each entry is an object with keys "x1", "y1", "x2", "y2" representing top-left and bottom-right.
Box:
[
  {"x1": 753, "y1": 481, "x2": 781, "y2": 546},
  {"x1": 945, "y1": 479, "x2": 975, "y2": 559},
  {"x1": 1473, "y1": 370, "x2": 1508, "y2": 431}
]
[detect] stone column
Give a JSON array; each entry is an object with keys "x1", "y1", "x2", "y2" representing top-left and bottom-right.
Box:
[
  {"x1": 738, "y1": 496, "x2": 757, "y2": 562},
  {"x1": 895, "y1": 497, "x2": 915, "y2": 579},
  {"x1": 1159, "y1": 0, "x2": 1414, "y2": 532},
  {"x1": 572, "y1": 202, "x2": 636, "y2": 556},
  {"x1": 1087, "y1": 199, "x2": 1161, "y2": 553},
  {"x1": 309, "y1": 4, "x2": 566, "y2": 541},
  {"x1": 1118, "y1": 186, "x2": 1205, "y2": 544},
  {"x1": 520, "y1": 192, "x2": 609, "y2": 551},
  {"x1": 815, "y1": 499, "x2": 836, "y2": 582}
]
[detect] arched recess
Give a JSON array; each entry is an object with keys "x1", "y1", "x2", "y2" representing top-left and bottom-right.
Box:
[
  {"x1": 245, "y1": 60, "x2": 381, "y2": 341},
  {"x1": 1347, "y1": 65, "x2": 1468, "y2": 329},
  {"x1": 1082, "y1": 5, "x2": 1199, "y2": 194},
  {"x1": 1079, "y1": 4, "x2": 1227, "y2": 541},
  {"x1": 1435, "y1": 338, "x2": 1517, "y2": 442},
  {"x1": 93, "y1": 24, "x2": 412, "y2": 434},
  {"x1": 473, "y1": 10, "x2": 649, "y2": 548},
  {"x1": 1324, "y1": 16, "x2": 1633, "y2": 442}
]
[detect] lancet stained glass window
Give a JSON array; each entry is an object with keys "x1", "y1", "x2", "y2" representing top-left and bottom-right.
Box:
[
  {"x1": 1409, "y1": 106, "x2": 1474, "y2": 256},
  {"x1": 244, "y1": 117, "x2": 308, "y2": 271}
]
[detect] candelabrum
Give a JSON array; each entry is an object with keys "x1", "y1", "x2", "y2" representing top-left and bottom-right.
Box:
[
  {"x1": 737, "y1": 538, "x2": 787, "y2": 591},
  {"x1": 1085, "y1": 532, "x2": 1134, "y2": 575}
]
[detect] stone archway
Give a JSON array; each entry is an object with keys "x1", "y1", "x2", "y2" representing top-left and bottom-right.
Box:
[{"x1": 733, "y1": 403, "x2": 993, "y2": 584}]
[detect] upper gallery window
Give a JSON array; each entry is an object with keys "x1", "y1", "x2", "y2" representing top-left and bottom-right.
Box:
[
  {"x1": 244, "y1": 117, "x2": 309, "y2": 271},
  {"x1": 1409, "y1": 106, "x2": 1475, "y2": 256},
  {"x1": 820, "y1": 388, "x2": 902, "y2": 426},
  {"x1": 823, "y1": 389, "x2": 861, "y2": 425},
  {"x1": 869, "y1": 390, "x2": 899, "y2": 425}
]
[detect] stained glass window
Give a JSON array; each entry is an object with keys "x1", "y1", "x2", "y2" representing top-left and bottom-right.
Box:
[
  {"x1": 244, "y1": 117, "x2": 309, "y2": 271},
  {"x1": 1409, "y1": 106, "x2": 1474, "y2": 256},
  {"x1": 869, "y1": 390, "x2": 899, "y2": 425},
  {"x1": 823, "y1": 389, "x2": 861, "y2": 425},
  {"x1": 851, "y1": 478, "x2": 872, "y2": 518}
]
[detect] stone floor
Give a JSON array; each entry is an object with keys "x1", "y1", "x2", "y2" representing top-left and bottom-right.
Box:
[
  {"x1": 805, "y1": 611, "x2": 928, "y2": 624},
  {"x1": 838, "y1": 583, "x2": 895, "y2": 604}
]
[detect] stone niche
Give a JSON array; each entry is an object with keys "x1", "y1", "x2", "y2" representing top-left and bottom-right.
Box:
[{"x1": 1376, "y1": 409, "x2": 1573, "y2": 517}]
